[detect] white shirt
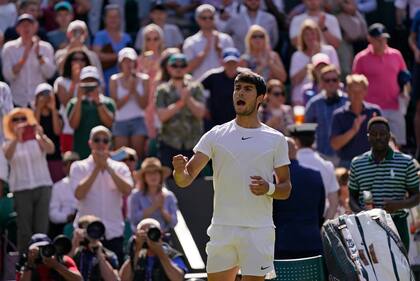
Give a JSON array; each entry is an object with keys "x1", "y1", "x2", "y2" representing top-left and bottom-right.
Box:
[
  {"x1": 0, "y1": 147, "x2": 7, "y2": 182},
  {"x1": 0, "y1": 3, "x2": 16, "y2": 33},
  {"x1": 114, "y1": 74, "x2": 147, "y2": 121},
  {"x1": 183, "y1": 31, "x2": 234, "y2": 80},
  {"x1": 194, "y1": 120, "x2": 290, "y2": 227},
  {"x1": 2, "y1": 38, "x2": 56, "y2": 107},
  {"x1": 0, "y1": 82, "x2": 13, "y2": 144},
  {"x1": 49, "y1": 177, "x2": 78, "y2": 224},
  {"x1": 5, "y1": 139, "x2": 53, "y2": 192},
  {"x1": 296, "y1": 148, "x2": 339, "y2": 195},
  {"x1": 70, "y1": 156, "x2": 133, "y2": 239},
  {"x1": 395, "y1": 0, "x2": 420, "y2": 19},
  {"x1": 289, "y1": 12, "x2": 342, "y2": 42}
]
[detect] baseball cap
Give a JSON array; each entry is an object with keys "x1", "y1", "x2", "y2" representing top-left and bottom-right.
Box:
[
  {"x1": 151, "y1": 0, "x2": 166, "y2": 11},
  {"x1": 287, "y1": 123, "x2": 318, "y2": 136},
  {"x1": 34, "y1": 83, "x2": 53, "y2": 96},
  {"x1": 168, "y1": 53, "x2": 187, "y2": 65},
  {"x1": 80, "y1": 66, "x2": 100, "y2": 81},
  {"x1": 118, "y1": 47, "x2": 138, "y2": 63},
  {"x1": 311, "y1": 53, "x2": 330, "y2": 67},
  {"x1": 29, "y1": 233, "x2": 51, "y2": 248},
  {"x1": 54, "y1": 1, "x2": 73, "y2": 13},
  {"x1": 67, "y1": 20, "x2": 87, "y2": 33},
  {"x1": 16, "y1": 13, "x2": 36, "y2": 25},
  {"x1": 89, "y1": 125, "x2": 111, "y2": 140},
  {"x1": 368, "y1": 23, "x2": 390, "y2": 38},
  {"x1": 222, "y1": 47, "x2": 240, "y2": 62}
]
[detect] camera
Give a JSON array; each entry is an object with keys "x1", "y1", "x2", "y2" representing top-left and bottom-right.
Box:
[
  {"x1": 80, "y1": 220, "x2": 106, "y2": 248},
  {"x1": 147, "y1": 226, "x2": 161, "y2": 242}
]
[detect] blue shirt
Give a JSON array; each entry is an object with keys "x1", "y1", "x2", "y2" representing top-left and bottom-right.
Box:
[
  {"x1": 273, "y1": 160, "x2": 325, "y2": 255},
  {"x1": 412, "y1": 10, "x2": 420, "y2": 49},
  {"x1": 330, "y1": 101, "x2": 381, "y2": 161},
  {"x1": 305, "y1": 90, "x2": 348, "y2": 156}
]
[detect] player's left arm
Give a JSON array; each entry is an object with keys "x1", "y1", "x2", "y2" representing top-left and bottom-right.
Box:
[{"x1": 249, "y1": 165, "x2": 292, "y2": 200}]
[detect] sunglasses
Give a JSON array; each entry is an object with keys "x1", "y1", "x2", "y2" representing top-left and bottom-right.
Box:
[
  {"x1": 200, "y1": 15, "x2": 214, "y2": 21},
  {"x1": 323, "y1": 77, "x2": 339, "y2": 83},
  {"x1": 271, "y1": 91, "x2": 285, "y2": 97},
  {"x1": 12, "y1": 116, "x2": 27, "y2": 123},
  {"x1": 251, "y1": 34, "x2": 265, "y2": 39},
  {"x1": 92, "y1": 137, "x2": 110, "y2": 144},
  {"x1": 146, "y1": 37, "x2": 160, "y2": 42},
  {"x1": 170, "y1": 63, "x2": 187, "y2": 69}
]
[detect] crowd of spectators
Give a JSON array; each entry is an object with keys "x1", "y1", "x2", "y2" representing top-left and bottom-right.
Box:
[{"x1": 0, "y1": 0, "x2": 420, "y2": 279}]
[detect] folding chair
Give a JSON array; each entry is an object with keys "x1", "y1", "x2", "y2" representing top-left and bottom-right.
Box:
[{"x1": 272, "y1": 255, "x2": 326, "y2": 281}]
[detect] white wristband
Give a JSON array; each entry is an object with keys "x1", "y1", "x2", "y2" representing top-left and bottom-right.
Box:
[{"x1": 266, "y1": 182, "x2": 275, "y2": 196}]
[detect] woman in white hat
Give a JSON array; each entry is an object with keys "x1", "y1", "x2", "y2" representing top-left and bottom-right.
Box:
[
  {"x1": 129, "y1": 157, "x2": 179, "y2": 234},
  {"x1": 2, "y1": 107, "x2": 55, "y2": 252},
  {"x1": 110, "y1": 47, "x2": 149, "y2": 163}
]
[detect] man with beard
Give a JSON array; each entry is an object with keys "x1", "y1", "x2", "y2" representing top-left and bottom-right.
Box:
[
  {"x1": 172, "y1": 71, "x2": 291, "y2": 281},
  {"x1": 155, "y1": 53, "x2": 206, "y2": 167},
  {"x1": 349, "y1": 117, "x2": 419, "y2": 251}
]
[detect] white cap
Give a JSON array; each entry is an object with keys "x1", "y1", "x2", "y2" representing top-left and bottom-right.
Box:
[
  {"x1": 34, "y1": 83, "x2": 53, "y2": 96},
  {"x1": 311, "y1": 53, "x2": 330, "y2": 67},
  {"x1": 67, "y1": 20, "x2": 87, "y2": 33},
  {"x1": 118, "y1": 47, "x2": 138, "y2": 63},
  {"x1": 89, "y1": 125, "x2": 111, "y2": 139},
  {"x1": 80, "y1": 66, "x2": 100, "y2": 81}
]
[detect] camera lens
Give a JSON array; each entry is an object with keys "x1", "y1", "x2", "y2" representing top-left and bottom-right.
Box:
[
  {"x1": 53, "y1": 235, "x2": 72, "y2": 256},
  {"x1": 147, "y1": 226, "x2": 161, "y2": 242},
  {"x1": 86, "y1": 221, "x2": 105, "y2": 240},
  {"x1": 40, "y1": 244, "x2": 55, "y2": 258}
]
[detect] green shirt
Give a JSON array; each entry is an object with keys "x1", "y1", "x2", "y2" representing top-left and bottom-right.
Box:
[
  {"x1": 349, "y1": 148, "x2": 419, "y2": 216},
  {"x1": 155, "y1": 80, "x2": 204, "y2": 150},
  {"x1": 66, "y1": 96, "x2": 115, "y2": 159}
]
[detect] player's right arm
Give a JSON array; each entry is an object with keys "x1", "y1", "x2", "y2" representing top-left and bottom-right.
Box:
[{"x1": 173, "y1": 152, "x2": 210, "y2": 188}]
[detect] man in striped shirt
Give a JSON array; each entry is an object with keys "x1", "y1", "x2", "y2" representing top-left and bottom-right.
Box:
[{"x1": 349, "y1": 117, "x2": 419, "y2": 250}]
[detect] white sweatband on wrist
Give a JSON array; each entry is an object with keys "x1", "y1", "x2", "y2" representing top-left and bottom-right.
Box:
[{"x1": 266, "y1": 182, "x2": 275, "y2": 196}]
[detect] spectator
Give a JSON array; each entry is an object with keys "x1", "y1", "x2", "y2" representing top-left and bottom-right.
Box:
[
  {"x1": 55, "y1": 48, "x2": 92, "y2": 153},
  {"x1": 88, "y1": 0, "x2": 125, "y2": 35},
  {"x1": 0, "y1": 81, "x2": 13, "y2": 144},
  {"x1": 352, "y1": 23, "x2": 408, "y2": 146},
  {"x1": 55, "y1": 20, "x2": 101, "y2": 79},
  {"x1": 240, "y1": 25, "x2": 286, "y2": 82},
  {"x1": 129, "y1": 157, "x2": 178, "y2": 234},
  {"x1": 17, "y1": 233, "x2": 82, "y2": 281},
  {"x1": 2, "y1": 14, "x2": 56, "y2": 107},
  {"x1": 214, "y1": 0, "x2": 241, "y2": 31},
  {"x1": 162, "y1": 0, "x2": 200, "y2": 35},
  {"x1": 409, "y1": 9, "x2": 420, "y2": 159},
  {"x1": 3, "y1": 0, "x2": 48, "y2": 43},
  {"x1": 395, "y1": 0, "x2": 420, "y2": 25},
  {"x1": 274, "y1": 137, "x2": 325, "y2": 259},
  {"x1": 290, "y1": 19, "x2": 339, "y2": 105},
  {"x1": 223, "y1": 0, "x2": 279, "y2": 53},
  {"x1": 71, "y1": 125, "x2": 133, "y2": 264},
  {"x1": 259, "y1": 79, "x2": 293, "y2": 134},
  {"x1": 330, "y1": 74, "x2": 382, "y2": 168},
  {"x1": 349, "y1": 117, "x2": 420, "y2": 251},
  {"x1": 34, "y1": 83, "x2": 64, "y2": 183},
  {"x1": 92, "y1": 4, "x2": 132, "y2": 95},
  {"x1": 46, "y1": 1, "x2": 74, "y2": 50},
  {"x1": 155, "y1": 53, "x2": 206, "y2": 167},
  {"x1": 0, "y1": 0, "x2": 17, "y2": 33},
  {"x1": 305, "y1": 65, "x2": 348, "y2": 165},
  {"x1": 200, "y1": 47, "x2": 244, "y2": 129},
  {"x1": 49, "y1": 151, "x2": 79, "y2": 239},
  {"x1": 135, "y1": 3, "x2": 183, "y2": 51},
  {"x1": 289, "y1": 0, "x2": 342, "y2": 49},
  {"x1": 301, "y1": 53, "x2": 330, "y2": 104},
  {"x1": 288, "y1": 123, "x2": 339, "y2": 220},
  {"x1": 0, "y1": 147, "x2": 6, "y2": 197},
  {"x1": 72, "y1": 215, "x2": 120, "y2": 280},
  {"x1": 183, "y1": 4, "x2": 234, "y2": 80},
  {"x1": 67, "y1": 66, "x2": 115, "y2": 159},
  {"x1": 119, "y1": 218, "x2": 187, "y2": 281},
  {"x1": 110, "y1": 48, "x2": 149, "y2": 161},
  {"x1": 335, "y1": 167, "x2": 351, "y2": 215},
  {"x1": 2, "y1": 108, "x2": 54, "y2": 251}
]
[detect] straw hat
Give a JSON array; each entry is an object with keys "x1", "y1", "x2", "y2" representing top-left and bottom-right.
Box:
[
  {"x1": 135, "y1": 157, "x2": 172, "y2": 181},
  {"x1": 3, "y1": 108, "x2": 38, "y2": 140}
]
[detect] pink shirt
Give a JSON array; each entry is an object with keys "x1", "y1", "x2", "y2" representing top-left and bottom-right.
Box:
[{"x1": 352, "y1": 45, "x2": 406, "y2": 110}]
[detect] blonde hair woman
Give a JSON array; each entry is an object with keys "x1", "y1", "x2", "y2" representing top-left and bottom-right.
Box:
[
  {"x1": 289, "y1": 19, "x2": 339, "y2": 105},
  {"x1": 240, "y1": 25, "x2": 286, "y2": 82}
]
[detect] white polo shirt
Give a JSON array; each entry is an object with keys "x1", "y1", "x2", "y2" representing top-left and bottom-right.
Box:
[
  {"x1": 194, "y1": 120, "x2": 290, "y2": 228},
  {"x1": 70, "y1": 156, "x2": 133, "y2": 239},
  {"x1": 296, "y1": 148, "x2": 339, "y2": 195}
]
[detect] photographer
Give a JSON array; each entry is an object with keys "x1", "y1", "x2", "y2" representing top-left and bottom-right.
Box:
[
  {"x1": 119, "y1": 218, "x2": 187, "y2": 281},
  {"x1": 18, "y1": 233, "x2": 82, "y2": 281},
  {"x1": 66, "y1": 66, "x2": 115, "y2": 159},
  {"x1": 71, "y1": 215, "x2": 119, "y2": 281}
]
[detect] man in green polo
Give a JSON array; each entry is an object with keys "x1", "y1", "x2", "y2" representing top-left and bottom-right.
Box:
[{"x1": 349, "y1": 116, "x2": 419, "y2": 250}]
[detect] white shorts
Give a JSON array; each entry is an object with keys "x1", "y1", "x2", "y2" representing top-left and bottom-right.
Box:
[{"x1": 206, "y1": 224, "x2": 275, "y2": 276}]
